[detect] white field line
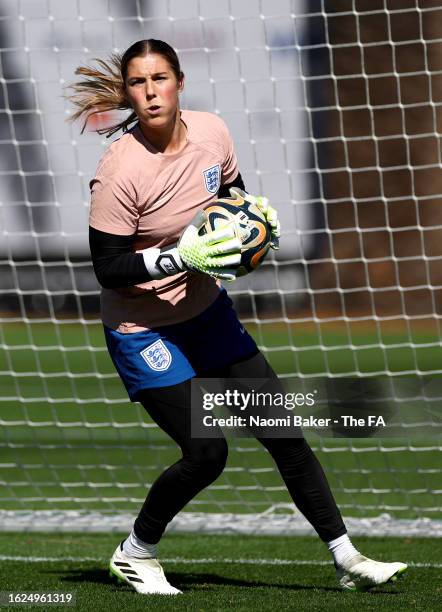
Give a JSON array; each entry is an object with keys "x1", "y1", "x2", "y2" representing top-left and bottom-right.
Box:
[{"x1": 0, "y1": 555, "x2": 440, "y2": 569}]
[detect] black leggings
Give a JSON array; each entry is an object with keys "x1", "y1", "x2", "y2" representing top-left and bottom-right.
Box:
[{"x1": 134, "y1": 352, "x2": 346, "y2": 544}]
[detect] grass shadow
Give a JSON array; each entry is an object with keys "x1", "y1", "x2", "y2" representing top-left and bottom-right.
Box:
[{"x1": 43, "y1": 566, "x2": 357, "y2": 594}]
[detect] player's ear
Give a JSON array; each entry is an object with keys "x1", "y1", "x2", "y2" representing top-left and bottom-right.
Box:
[{"x1": 177, "y1": 71, "x2": 185, "y2": 93}]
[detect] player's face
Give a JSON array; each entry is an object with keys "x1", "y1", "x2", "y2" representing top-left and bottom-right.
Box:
[{"x1": 125, "y1": 53, "x2": 183, "y2": 133}]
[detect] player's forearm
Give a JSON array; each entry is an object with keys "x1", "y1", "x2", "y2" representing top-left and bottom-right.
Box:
[
  {"x1": 89, "y1": 226, "x2": 151, "y2": 288},
  {"x1": 89, "y1": 226, "x2": 181, "y2": 289}
]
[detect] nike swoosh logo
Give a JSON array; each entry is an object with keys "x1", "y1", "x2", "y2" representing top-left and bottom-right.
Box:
[{"x1": 239, "y1": 327, "x2": 245, "y2": 334}]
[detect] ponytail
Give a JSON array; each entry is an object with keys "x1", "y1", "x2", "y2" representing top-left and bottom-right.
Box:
[{"x1": 66, "y1": 53, "x2": 137, "y2": 138}]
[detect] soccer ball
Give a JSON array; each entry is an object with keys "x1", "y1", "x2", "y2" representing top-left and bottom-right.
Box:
[{"x1": 201, "y1": 193, "x2": 272, "y2": 277}]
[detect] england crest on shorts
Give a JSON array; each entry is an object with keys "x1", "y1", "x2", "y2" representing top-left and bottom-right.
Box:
[
  {"x1": 140, "y1": 339, "x2": 172, "y2": 371},
  {"x1": 203, "y1": 163, "x2": 221, "y2": 194}
]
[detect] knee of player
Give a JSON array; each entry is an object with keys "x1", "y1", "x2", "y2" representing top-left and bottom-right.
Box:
[{"x1": 184, "y1": 439, "x2": 228, "y2": 480}]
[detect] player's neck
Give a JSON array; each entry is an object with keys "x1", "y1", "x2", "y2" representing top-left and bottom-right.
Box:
[{"x1": 140, "y1": 112, "x2": 187, "y2": 155}]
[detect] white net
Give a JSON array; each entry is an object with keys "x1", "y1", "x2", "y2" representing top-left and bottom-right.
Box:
[{"x1": 0, "y1": 0, "x2": 441, "y2": 535}]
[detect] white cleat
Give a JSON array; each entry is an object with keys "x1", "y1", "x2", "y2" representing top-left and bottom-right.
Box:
[
  {"x1": 336, "y1": 554, "x2": 408, "y2": 591},
  {"x1": 109, "y1": 542, "x2": 182, "y2": 595}
]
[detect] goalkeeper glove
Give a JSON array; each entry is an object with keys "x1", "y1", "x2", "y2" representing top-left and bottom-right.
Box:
[
  {"x1": 229, "y1": 188, "x2": 280, "y2": 250},
  {"x1": 141, "y1": 210, "x2": 241, "y2": 281}
]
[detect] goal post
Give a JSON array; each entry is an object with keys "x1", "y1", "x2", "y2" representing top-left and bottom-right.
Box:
[{"x1": 0, "y1": 0, "x2": 441, "y2": 536}]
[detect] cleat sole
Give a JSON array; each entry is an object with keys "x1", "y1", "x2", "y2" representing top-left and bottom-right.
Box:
[
  {"x1": 389, "y1": 566, "x2": 407, "y2": 584},
  {"x1": 109, "y1": 567, "x2": 126, "y2": 585}
]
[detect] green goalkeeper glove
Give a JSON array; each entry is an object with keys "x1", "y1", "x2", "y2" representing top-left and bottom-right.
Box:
[
  {"x1": 177, "y1": 210, "x2": 242, "y2": 280},
  {"x1": 142, "y1": 210, "x2": 241, "y2": 281},
  {"x1": 229, "y1": 188, "x2": 280, "y2": 250}
]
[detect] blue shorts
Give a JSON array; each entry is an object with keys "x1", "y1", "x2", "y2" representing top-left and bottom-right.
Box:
[{"x1": 104, "y1": 290, "x2": 258, "y2": 401}]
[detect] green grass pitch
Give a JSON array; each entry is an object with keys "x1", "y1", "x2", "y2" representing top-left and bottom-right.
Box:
[{"x1": 0, "y1": 533, "x2": 440, "y2": 611}]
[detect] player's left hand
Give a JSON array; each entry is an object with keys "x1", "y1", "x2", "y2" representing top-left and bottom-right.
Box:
[{"x1": 229, "y1": 188, "x2": 280, "y2": 250}]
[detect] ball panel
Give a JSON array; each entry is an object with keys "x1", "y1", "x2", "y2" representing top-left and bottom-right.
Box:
[{"x1": 251, "y1": 243, "x2": 271, "y2": 268}]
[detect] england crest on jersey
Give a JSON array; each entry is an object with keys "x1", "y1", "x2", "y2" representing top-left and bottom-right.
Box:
[
  {"x1": 203, "y1": 163, "x2": 221, "y2": 194},
  {"x1": 140, "y1": 339, "x2": 172, "y2": 371}
]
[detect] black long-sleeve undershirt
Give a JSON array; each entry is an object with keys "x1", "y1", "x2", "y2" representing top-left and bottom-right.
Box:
[
  {"x1": 90, "y1": 173, "x2": 246, "y2": 289},
  {"x1": 89, "y1": 229, "x2": 147, "y2": 289}
]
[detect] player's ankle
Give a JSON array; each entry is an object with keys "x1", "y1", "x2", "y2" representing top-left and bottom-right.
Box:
[
  {"x1": 327, "y1": 533, "x2": 360, "y2": 568},
  {"x1": 122, "y1": 529, "x2": 158, "y2": 559}
]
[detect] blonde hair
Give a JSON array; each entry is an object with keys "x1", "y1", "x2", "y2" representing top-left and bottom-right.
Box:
[
  {"x1": 66, "y1": 39, "x2": 183, "y2": 138},
  {"x1": 66, "y1": 53, "x2": 136, "y2": 138}
]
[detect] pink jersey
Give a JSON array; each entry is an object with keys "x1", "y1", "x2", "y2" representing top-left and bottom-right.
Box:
[{"x1": 89, "y1": 110, "x2": 239, "y2": 332}]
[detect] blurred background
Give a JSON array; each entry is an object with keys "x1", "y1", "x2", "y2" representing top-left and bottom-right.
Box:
[{"x1": 0, "y1": 0, "x2": 440, "y2": 534}]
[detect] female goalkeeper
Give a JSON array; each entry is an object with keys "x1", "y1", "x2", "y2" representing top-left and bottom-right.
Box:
[{"x1": 68, "y1": 39, "x2": 407, "y2": 596}]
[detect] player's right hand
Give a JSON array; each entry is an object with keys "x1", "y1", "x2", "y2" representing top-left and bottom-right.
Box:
[{"x1": 177, "y1": 210, "x2": 242, "y2": 281}]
